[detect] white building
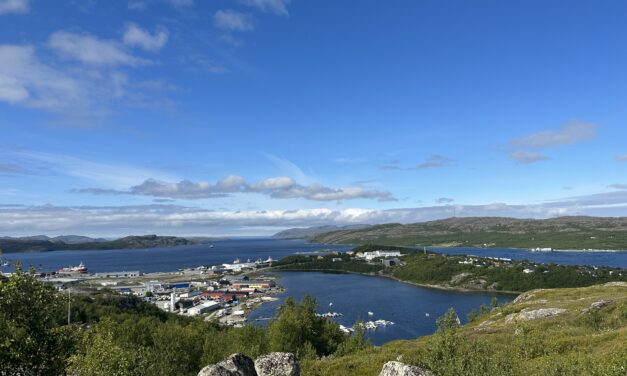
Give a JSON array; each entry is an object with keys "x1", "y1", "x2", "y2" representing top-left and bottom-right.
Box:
[
  {"x1": 356, "y1": 250, "x2": 402, "y2": 261},
  {"x1": 188, "y1": 301, "x2": 220, "y2": 316}
]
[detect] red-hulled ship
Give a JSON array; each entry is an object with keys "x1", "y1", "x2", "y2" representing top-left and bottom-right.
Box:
[{"x1": 58, "y1": 262, "x2": 88, "y2": 273}]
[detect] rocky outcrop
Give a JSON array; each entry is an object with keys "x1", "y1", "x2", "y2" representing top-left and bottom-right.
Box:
[
  {"x1": 198, "y1": 353, "x2": 300, "y2": 376},
  {"x1": 378, "y1": 361, "x2": 433, "y2": 376},
  {"x1": 255, "y1": 352, "x2": 300, "y2": 376},
  {"x1": 603, "y1": 281, "x2": 626, "y2": 287},
  {"x1": 505, "y1": 308, "x2": 566, "y2": 323},
  {"x1": 198, "y1": 354, "x2": 256, "y2": 376}
]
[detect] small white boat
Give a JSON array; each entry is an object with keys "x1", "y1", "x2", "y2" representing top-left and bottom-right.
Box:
[
  {"x1": 329, "y1": 302, "x2": 333, "y2": 307},
  {"x1": 425, "y1": 313, "x2": 430, "y2": 317},
  {"x1": 1, "y1": 261, "x2": 9, "y2": 267},
  {"x1": 368, "y1": 311, "x2": 374, "y2": 316},
  {"x1": 209, "y1": 245, "x2": 215, "y2": 248}
]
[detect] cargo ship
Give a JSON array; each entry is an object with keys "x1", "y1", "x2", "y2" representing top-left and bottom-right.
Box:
[{"x1": 58, "y1": 262, "x2": 88, "y2": 273}]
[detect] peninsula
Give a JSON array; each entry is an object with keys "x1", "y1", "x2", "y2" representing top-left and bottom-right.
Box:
[{"x1": 304, "y1": 216, "x2": 627, "y2": 250}]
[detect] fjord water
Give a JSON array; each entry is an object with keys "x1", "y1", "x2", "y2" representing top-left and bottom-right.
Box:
[
  {"x1": 3, "y1": 238, "x2": 350, "y2": 273},
  {"x1": 249, "y1": 271, "x2": 513, "y2": 345},
  {"x1": 430, "y1": 247, "x2": 627, "y2": 268},
  {"x1": 5, "y1": 239, "x2": 626, "y2": 273}
]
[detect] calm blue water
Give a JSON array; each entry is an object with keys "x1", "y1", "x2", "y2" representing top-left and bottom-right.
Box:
[
  {"x1": 2, "y1": 238, "x2": 350, "y2": 273},
  {"x1": 3, "y1": 239, "x2": 625, "y2": 273},
  {"x1": 249, "y1": 272, "x2": 513, "y2": 345},
  {"x1": 429, "y1": 247, "x2": 627, "y2": 268}
]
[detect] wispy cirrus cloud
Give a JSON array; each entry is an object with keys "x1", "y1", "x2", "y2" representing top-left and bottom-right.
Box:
[
  {"x1": 508, "y1": 121, "x2": 597, "y2": 164},
  {"x1": 214, "y1": 10, "x2": 255, "y2": 32},
  {"x1": 0, "y1": 163, "x2": 23, "y2": 174},
  {"x1": 435, "y1": 197, "x2": 454, "y2": 204},
  {"x1": 5, "y1": 149, "x2": 176, "y2": 188},
  {"x1": 509, "y1": 150, "x2": 549, "y2": 164},
  {"x1": 164, "y1": 0, "x2": 193, "y2": 7},
  {"x1": 379, "y1": 154, "x2": 454, "y2": 171},
  {"x1": 614, "y1": 154, "x2": 627, "y2": 162},
  {"x1": 239, "y1": 0, "x2": 290, "y2": 16},
  {"x1": 0, "y1": 0, "x2": 29, "y2": 15},
  {"x1": 77, "y1": 175, "x2": 397, "y2": 202},
  {"x1": 608, "y1": 184, "x2": 627, "y2": 190}
]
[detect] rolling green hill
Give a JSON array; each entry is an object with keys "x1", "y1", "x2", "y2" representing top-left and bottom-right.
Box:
[
  {"x1": 310, "y1": 216, "x2": 627, "y2": 250},
  {"x1": 303, "y1": 282, "x2": 627, "y2": 375}
]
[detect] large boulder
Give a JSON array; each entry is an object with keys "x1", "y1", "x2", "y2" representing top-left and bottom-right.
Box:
[
  {"x1": 254, "y1": 352, "x2": 300, "y2": 376},
  {"x1": 379, "y1": 361, "x2": 432, "y2": 376},
  {"x1": 505, "y1": 308, "x2": 566, "y2": 323},
  {"x1": 198, "y1": 354, "x2": 257, "y2": 376}
]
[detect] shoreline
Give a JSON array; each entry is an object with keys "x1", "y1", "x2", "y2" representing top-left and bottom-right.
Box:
[{"x1": 267, "y1": 267, "x2": 521, "y2": 295}]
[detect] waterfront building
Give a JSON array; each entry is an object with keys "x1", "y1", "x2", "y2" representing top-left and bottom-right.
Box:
[{"x1": 356, "y1": 250, "x2": 402, "y2": 261}]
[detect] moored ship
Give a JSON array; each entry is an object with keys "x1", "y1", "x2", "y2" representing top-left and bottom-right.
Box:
[{"x1": 58, "y1": 262, "x2": 88, "y2": 273}]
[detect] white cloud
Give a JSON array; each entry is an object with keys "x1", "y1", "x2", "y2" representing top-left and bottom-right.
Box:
[
  {"x1": 123, "y1": 23, "x2": 168, "y2": 52},
  {"x1": 48, "y1": 31, "x2": 144, "y2": 66},
  {"x1": 239, "y1": 0, "x2": 290, "y2": 16},
  {"x1": 78, "y1": 175, "x2": 396, "y2": 202},
  {"x1": 4, "y1": 190, "x2": 627, "y2": 236},
  {"x1": 0, "y1": 33, "x2": 174, "y2": 121},
  {"x1": 0, "y1": 0, "x2": 29, "y2": 15},
  {"x1": 509, "y1": 150, "x2": 549, "y2": 164},
  {"x1": 214, "y1": 10, "x2": 254, "y2": 32},
  {"x1": 506, "y1": 122, "x2": 596, "y2": 164},
  {"x1": 511, "y1": 122, "x2": 597, "y2": 149},
  {"x1": 0, "y1": 45, "x2": 87, "y2": 112}
]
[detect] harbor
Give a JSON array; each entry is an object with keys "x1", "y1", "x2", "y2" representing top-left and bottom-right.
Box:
[{"x1": 19, "y1": 256, "x2": 285, "y2": 328}]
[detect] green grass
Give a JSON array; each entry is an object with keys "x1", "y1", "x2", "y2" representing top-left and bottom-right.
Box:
[{"x1": 302, "y1": 283, "x2": 627, "y2": 375}]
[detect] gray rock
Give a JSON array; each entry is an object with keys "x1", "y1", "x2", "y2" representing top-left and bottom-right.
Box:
[
  {"x1": 198, "y1": 354, "x2": 257, "y2": 376},
  {"x1": 505, "y1": 308, "x2": 566, "y2": 323},
  {"x1": 603, "y1": 282, "x2": 627, "y2": 287},
  {"x1": 378, "y1": 361, "x2": 432, "y2": 376},
  {"x1": 254, "y1": 352, "x2": 300, "y2": 376},
  {"x1": 590, "y1": 300, "x2": 609, "y2": 310},
  {"x1": 198, "y1": 365, "x2": 238, "y2": 376},
  {"x1": 450, "y1": 272, "x2": 472, "y2": 284}
]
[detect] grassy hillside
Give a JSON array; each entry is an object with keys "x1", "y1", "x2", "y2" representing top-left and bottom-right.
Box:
[
  {"x1": 311, "y1": 216, "x2": 627, "y2": 250},
  {"x1": 302, "y1": 282, "x2": 627, "y2": 375}
]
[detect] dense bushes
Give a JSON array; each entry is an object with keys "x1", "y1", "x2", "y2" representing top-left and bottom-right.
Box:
[
  {"x1": 275, "y1": 253, "x2": 385, "y2": 274},
  {"x1": 0, "y1": 264, "x2": 77, "y2": 375},
  {"x1": 391, "y1": 252, "x2": 626, "y2": 292},
  {"x1": 0, "y1": 268, "x2": 370, "y2": 376}
]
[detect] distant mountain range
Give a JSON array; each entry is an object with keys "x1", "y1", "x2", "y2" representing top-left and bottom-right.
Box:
[
  {"x1": 0, "y1": 235, "x2": 212, "y2": 253},
  {"x1": 0, "y1": 235, "x2": 108, "y2": 244},
  {"x1": 309, "y1": 216, "x2": 627, "y2": 250},
  {"x1": 272, "y1": 225, "x2": 372, "y2": 240}
]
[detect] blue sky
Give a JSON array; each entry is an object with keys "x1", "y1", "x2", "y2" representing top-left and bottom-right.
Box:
[{"x1": 2, "y1": 0, "x2": 627, "y2": 236}]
